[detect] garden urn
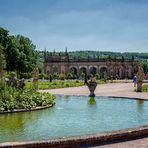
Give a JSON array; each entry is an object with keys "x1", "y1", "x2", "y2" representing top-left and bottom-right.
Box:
[{"x1": 87, "y1": 78, "x2": 97, "y2": 97}]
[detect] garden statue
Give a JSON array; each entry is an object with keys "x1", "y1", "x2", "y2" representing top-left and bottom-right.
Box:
[
  {"x1": 137, "y1": 64, "x2": 144, "y2": 92},
  {"x1": 87, "y1": 76, "x2": 97, "y2": 97},
  {"x1": 8, "y1": 72, "x2": 18, "y2": 87},
  {"x1": 7, "y1": 72, "x2": 25, "y2": 89},
  {"x1": 18, "y1": 79, "x2": 25, "y2": 89},
  {"x1": 104, "y1": 72, "x2": 107, "y2": 83},
  {"x1": 33, "y1": 65, "x2": 39, "y2": 91}
]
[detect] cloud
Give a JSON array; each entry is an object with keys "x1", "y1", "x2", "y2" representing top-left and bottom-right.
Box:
[{"x1": 0, "y1": 0, "x2": 148, "y2": 52}]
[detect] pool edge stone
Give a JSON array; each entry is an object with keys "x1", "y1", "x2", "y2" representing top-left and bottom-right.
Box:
[
  {"x1": 0, "y1": 103, "x2": 55, "y2": 114},
  {"x1": 1, "y1": 125, "x2": 148, "y2": 148}
]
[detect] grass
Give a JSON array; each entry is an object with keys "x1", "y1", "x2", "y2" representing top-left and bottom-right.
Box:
[
  {"x1": 25, "y1": 79, "x2": 134, "y2": 90},
  {"x1": 142, "y1": 84, "x2": 148, "y2": 92},
  {"x1": 25, "y1": 80, "x2": 85, "y2": 90}
]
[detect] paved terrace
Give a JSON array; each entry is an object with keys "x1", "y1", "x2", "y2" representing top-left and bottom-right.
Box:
[{"x1": 41, "y1": 82, "x2": 148, "y2": 148}]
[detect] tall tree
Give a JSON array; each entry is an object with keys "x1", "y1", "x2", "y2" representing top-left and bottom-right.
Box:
[
  {"x1": 0, "y1": 27, "x2": 9, "y2": 48},
  {"x1": 16, "y1": 35, "x2": 37, "y2": 73},
  {"x1": 0, "y1": 27, "x2": 38, "y2": 73},
  {"x1": 5, "y1": 36, "x2": 20, "y2": 71}
]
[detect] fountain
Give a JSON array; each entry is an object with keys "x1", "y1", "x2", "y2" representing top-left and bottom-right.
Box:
[{"x1": 1, "y1": 96, "x2": 148, "y2": 147}]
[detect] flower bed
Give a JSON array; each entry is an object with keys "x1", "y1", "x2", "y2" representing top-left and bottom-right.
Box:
[{"x1": 0, "y1": 79, "x2": 55, "y2": 111}]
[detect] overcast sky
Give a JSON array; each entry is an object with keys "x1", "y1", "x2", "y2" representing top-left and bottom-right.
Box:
[{"x1": 0, "y1": 0, "x2": 148, "y2": 52}]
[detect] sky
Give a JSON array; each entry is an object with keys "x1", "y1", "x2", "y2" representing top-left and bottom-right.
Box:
[{"x1": 0, "y1": 0, "x2": 148, "y2": 52}]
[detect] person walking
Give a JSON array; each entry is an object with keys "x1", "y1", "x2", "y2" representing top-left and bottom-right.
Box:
[{"x1": 133, "y1": 75, "x2": 137, "y2": 87}]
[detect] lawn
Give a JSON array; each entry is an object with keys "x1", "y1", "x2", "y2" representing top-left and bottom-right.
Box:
[
  {"x1": 25, "y1": 80, "x2": 85, "y2": 90},
  {"x1": 142, "y1": 84, "x2": 148, "y2": 92}
]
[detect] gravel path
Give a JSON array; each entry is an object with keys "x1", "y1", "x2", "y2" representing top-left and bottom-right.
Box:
[
  {"x1": 40, "y1": 83, "x2": 148, "y2": 148},
  {"x1": 41, "y1": 83, "x2": 148, "y2": 100}
]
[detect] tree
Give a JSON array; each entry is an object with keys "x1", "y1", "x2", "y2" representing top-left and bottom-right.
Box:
[
  {"x1": 17, "y1": 35, "x2": 37, "y2": 73},
  {"x1": 142, "y1": 62, "x2": 148, "y2": 75},
  {"x1": 4, "y1": 36, "x2": 20, "y2": 71},
  {"x1": 0, "y1": 27, "x2": 39, "y2": 73},
  {"x1": 0, "y1": 27, "x2": 9, "y2": 48}
]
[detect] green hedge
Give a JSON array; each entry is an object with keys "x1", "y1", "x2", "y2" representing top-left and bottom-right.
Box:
[{"x1": 25, "y1": 80, "x2": 84, "y2": 90}]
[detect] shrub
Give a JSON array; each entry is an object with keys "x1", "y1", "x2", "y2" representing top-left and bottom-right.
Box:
[
  {"x1": 65, "y1": 83, "x2": 70, "y2": 87},
  {"x1": 53, "y1": 74, "x2": 58, "y2": 79},
  {"x1": 58, "y1": 74, "x2": 65, "y2": 80},
  {"x1": 75, "y1": 80, "x2": 79, "y2": 83},
  {"x1": 95, "y1": 74, "x2": 100, "y2": 80},
  {"x1": 66, "y1": 73, "x2": 73, "y2": 79},
  {"x1": 0, "y1": 79, "x2": 55, "y2": 111},
  {"x1": 81, "y1": 73, "x2": 85, "y2": 79},
  {"x1": 39, "y1": 73, "x2": 45, "y2": 79},
  {"x1": 52, "y1": 82, "x2": 57, "y2": 85},
  {"x1": 44, "y1": 74, "x2": 49, "y2": 80},
  {"x1": 19, "y1": 73, "x2": 32, "y2": 79}
]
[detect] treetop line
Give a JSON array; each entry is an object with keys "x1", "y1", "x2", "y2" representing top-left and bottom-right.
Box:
[
  {"x1": 44, "y1": 50, "x2": 136, "y2": 63},
  {"x1": 44, "y1": 50, "x2": 137, "y2": 79}
]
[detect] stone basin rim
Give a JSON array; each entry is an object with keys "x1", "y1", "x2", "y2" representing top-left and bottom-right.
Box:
[
  {"x1": 0, "y1": 96, "x2": 148, "y2": 147},
  {"x1": 54, "y1": 94, "x2": 148, "y2": 101},
  {"x1": 0, "y1": 125, "x2": 148, "y2": 148},
  {"x1": 0, "y1": 104, "x2": 55, "y2": 114}
]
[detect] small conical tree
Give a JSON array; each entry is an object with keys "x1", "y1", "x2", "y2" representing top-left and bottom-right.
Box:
[
  {"x1": 84, "y1": 72, "x2": 88, "y2": 84},
  {"x1": 49, "y1": 74, "x2": 52, "y2": 82}
]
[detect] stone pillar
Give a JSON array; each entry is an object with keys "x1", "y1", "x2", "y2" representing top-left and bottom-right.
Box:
[{"x1": 137, "y1": 65, "x2": 144, "y2": 92}]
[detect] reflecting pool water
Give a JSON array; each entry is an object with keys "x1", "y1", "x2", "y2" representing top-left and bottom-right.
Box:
[{"x1": 0, "y1": 96, "x2": 148, "y2": 143}]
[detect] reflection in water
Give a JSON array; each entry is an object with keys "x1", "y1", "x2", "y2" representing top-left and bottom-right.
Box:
[
  {"x1": 136, "y1": 99, "x2": 144, "y2": 113},
  {"x1": 0, "y1": 113, "x2": 25, "y2": 133},
  {"x1": 0, "y1": 107, "x2": 55, "y2": 142},
  {"x1": 0, "y1": 108, "x2": 54, "y2": 135},
  {"x1": 88, "y1": 97, "x2": 96, "y2": 106}
]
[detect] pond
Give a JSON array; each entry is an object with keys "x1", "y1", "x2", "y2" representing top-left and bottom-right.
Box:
[{"x1": 0, "y1": 96, "x2": 148, "y2": 143}]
